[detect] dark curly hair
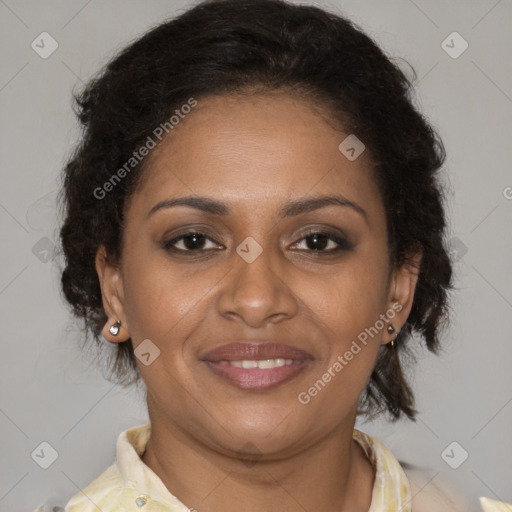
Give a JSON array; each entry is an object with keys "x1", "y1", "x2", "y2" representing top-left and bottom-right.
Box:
[{"x1": 58, "y1": 0, "x2": 453, "y2": 420}]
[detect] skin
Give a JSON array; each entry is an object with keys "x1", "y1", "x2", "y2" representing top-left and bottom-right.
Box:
[{"x1": 95, "y1": 91, "x2": 422, "y2": 512}]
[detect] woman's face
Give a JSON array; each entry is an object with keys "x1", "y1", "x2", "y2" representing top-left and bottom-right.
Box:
[{"x1": 97, "y1": 92, "x2": 420, "y2": 457}]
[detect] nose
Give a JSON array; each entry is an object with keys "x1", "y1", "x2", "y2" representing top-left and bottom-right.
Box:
[{"x1": 216, "y1": 247, "x2": 299, "y2": 328}]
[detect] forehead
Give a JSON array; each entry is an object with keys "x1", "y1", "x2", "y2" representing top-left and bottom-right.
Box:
[{"x1": 129, "y1": 92, "x2": 383, "y2": 223}]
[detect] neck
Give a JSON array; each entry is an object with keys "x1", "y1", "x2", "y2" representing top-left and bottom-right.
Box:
[{"x1": 140, "y1": 407, "x2": 374, "y2": 512}]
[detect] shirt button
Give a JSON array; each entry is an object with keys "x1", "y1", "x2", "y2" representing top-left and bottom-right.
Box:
[{"x1": 135, "y1": 495, "x2": 149, "y2": 507}]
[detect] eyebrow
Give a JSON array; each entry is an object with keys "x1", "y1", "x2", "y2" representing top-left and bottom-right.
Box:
[{"x1": 147, "y1": 194, "x2": 367, "y2": 222}]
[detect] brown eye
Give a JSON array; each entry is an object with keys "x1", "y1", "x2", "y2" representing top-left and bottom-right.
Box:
[
  {"x1": 163, "y1": 231, "x2": 220, "y2": 252},
  {"x1": 293, "y1": 231, "x2": 353, "y2": 253}
]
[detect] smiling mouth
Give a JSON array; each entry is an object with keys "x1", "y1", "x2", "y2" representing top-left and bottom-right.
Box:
[{"x1": 201, "y1": 342, "x2": 313, "y2": 390}]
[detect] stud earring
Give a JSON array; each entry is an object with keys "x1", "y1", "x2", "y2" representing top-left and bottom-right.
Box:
[
  {"x1": 109, "y1": 320, "x2": 121, "y2": 336},
  {"x1": 387, "y1": 324, "x2": 395, "y2": 347}
]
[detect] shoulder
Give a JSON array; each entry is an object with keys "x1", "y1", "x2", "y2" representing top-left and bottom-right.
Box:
[
  {"x1": 62, "y1": 423, "x2": 152, "y2": 511},
  {"x1": 64, "y1": 463, "x2": 123, "y2": 511},
  {"x1": 402, "y1": 463, "x2": 473, "y2": 512},
  {"x1": 402, "y1": 464, "x2": 512, "y2": 512},
  {"x1": 33, "y1": 463, "x2": 123, "y2": 512},
  {"x1": 354, "y1": 430, "x2": 476, "y2": 511},
  {"x1": 62, "y1": 422, "x2": 149, "y2": 511},
  {"x1": 354, "y1": 429, "x2": 511, "y2": 512}
]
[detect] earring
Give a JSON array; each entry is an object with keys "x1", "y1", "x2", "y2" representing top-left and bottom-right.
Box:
[
  {"x1": 387, "y1": 324, "x2": 395, "y2": 347},
  {"x1": 109, "y1": 320, "x2": 121, "y2": 336}
]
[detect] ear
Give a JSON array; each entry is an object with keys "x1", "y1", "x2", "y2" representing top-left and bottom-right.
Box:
[
  {"x1": 95, "y1": 244, "x2": 129, "y2": 343},
  {"x1": 383, "y1": 244, "x2": 423, "y2": 344}
]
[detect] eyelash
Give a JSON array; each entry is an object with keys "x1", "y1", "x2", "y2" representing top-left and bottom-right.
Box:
[{"x1": 162, "y1": 230, "x2": 353, "y2": 255}]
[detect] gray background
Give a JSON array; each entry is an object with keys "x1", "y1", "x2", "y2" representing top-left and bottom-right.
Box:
[{"x1": 0, "y1": 1, "x2": 511, "y2": 511}]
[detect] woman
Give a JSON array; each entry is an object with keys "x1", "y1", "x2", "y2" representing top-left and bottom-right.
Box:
[{"x1": 37, "y1": 0, "x2": 510, "y2": 510}]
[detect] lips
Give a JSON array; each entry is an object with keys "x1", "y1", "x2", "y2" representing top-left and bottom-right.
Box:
[{"x1": 200, "y1": 342, "x2": 313, "y2": 390}]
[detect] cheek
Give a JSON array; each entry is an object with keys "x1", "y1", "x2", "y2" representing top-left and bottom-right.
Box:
[
  {"x1": 297, "y1": 269, "x2": 386, "y2": 421},
  {"x1": 121, "y1": 249, "x2": 224, "y2": 356},
  {"x1": 315, "y1": 254, "x2": 389, "y2": 344}
]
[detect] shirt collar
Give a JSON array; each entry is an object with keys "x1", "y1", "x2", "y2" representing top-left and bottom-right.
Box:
[
  {"x1": 115, "y1": 422, "x2": 190, "y2": 509},
  {"x1": 353, "y1": 429, "x2": 412, "y2": 511}
]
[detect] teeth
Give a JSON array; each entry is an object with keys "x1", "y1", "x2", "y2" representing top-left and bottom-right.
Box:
[
  {"x1": 225, "y1": 358, "x2": 295, "y2": 369},
  {"x1": 258, "y1": 359, "x2": 278, "y2": 369}
]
